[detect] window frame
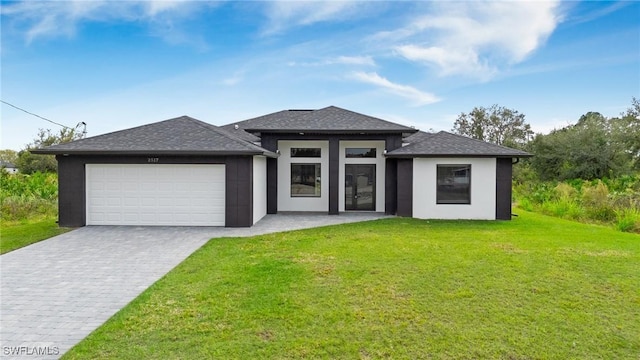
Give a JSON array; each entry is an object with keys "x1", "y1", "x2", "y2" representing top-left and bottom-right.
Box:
[
  {"x1": 290, "y1": 163, "x2": 321, "y2": 197},
  {"x1": 290, "y1": 148, "x2": 321, "y2": 158},
  {"x1": 436, "y1": 164, "x2": 471, "y2": 205},
  {"x1": 345, "y1": 148, "x2": 377, "y2": 158}
]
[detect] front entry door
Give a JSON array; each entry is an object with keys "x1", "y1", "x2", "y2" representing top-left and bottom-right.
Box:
[{"x1": 345, "y1": 164, "x2": 376, "y2": 211}]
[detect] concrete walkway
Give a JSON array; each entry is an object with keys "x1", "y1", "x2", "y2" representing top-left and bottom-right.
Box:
[{"x1": 0, "y1": 213, "x2": 389, "y2": 359}]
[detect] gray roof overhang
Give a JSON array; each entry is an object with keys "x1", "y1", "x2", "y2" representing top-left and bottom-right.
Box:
[
  {"x1": 384, "y1": 153, "x2": 533, "y2": 158},
  {"x1": 30, "y1": 149, "x2": 279, "y2": 158}
]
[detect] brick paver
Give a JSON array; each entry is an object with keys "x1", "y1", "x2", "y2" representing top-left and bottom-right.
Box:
[{"x1": 1, "y1": 213, "x2": 387, "y2": 359}]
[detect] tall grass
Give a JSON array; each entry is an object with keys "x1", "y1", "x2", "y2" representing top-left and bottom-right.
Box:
[
  {"x1": 514, "y1": 175, "x2": 640, "y2": 233},
  {"x1": 0, "y1": 171, "x2": 58, "y2": 221}
]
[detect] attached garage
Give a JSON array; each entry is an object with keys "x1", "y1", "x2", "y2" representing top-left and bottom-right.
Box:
[
  {"x1": 33, "y1": 116, "x2": 276, "y2": 228},
  {"x1": 86, "y1": 164, "x2": 225, "y2": 226}
]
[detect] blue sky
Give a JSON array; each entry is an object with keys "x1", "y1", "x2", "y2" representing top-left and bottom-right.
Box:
[{"x1": 1, "y1": 1, "x2": 638, "y2": 151}]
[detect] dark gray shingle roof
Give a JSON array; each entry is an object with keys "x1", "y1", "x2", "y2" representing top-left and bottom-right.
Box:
[
  {"x1": 386, "y1": 131, "x2": 532, "y2": 158},
  {"x1": 225, "y1": 106, "x2": 417, "y2": 134},
  {"x1": 31, "y1": 116, "x2": 276, "y2": 157}
]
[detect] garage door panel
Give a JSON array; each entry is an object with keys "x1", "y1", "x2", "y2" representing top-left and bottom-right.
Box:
[
  {"x1": 89, "y1": 182, "x2": 104, "y2": 191},
  {"x1": 87, "y1": 164, "x2": 225, "y2": 226},
  {"x1": 105, "y1": 212, "x2": 122, "y2": 222},
  {"x1": 123, "y1": 197, "x2": 138, "y2": 206},
  {"x1": 157, "y1": 182, "x2": 174, "y2": 191},
  {"x1": 122, "y1": 181, "x2": 138, "y2": 191},
  {"x1": 157, "y1": 197, "x2": 175, "y2": 206}
]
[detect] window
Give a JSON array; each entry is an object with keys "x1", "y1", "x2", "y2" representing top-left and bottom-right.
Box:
[
  {"x1": 437, "y1": 165, "x2": 471, "y2": 204},
  {"x1": 291, "y1": 164, "x2": 321, "y2": 197},
  {"x1": 291, "y1": 148, "x2": 321, "y2": 158},
  {"x1": 345, "y1": 148, "x2": 376, "y2": 158}
]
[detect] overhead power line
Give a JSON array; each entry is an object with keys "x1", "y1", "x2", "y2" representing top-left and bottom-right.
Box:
[{"x1": 1, "y1": 99, "x2": 73, "y2": 130}]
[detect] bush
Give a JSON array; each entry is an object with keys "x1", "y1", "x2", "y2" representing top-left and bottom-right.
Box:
[
  {"x1": 581, "y1": 180, "x2": 609, "y2": 206},
  {"x1": 541, "y1": 199, "x2": 583, "y2": 220},
  {"x1": 1, "y1": 196, "x2": 57, "y2": 221},
  {"x1": 580, "y1": 181, "x2": 616, "y2": 221},
  {"x1": 0, "y1": 171, "x2": 58, "y2": 221},
  {"x1": 514, "y1": 175, "x2": 640, "y2": 233},
  {"x1": 553, "y1": 183, "x2": 577, "y2": 201},
  {"x1": 517, "y1": 197, "x2": 534, "y2": 212},
  {"x1": 615, "y1": 208, "x2": 640, "y2": 233}
]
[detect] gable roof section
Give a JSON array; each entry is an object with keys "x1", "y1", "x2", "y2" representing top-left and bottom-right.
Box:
[
  {"x1": 224, "y1": 106, "x2": 417, "y2": 134},
  {"x1": 31, "y1": 116, "x2": 277, "y2": 157},
  {"x1": 386, "y1": 131, "x2": 532, "y2": 158}
]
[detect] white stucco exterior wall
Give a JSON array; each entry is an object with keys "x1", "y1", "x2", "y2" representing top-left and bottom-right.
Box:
[
  {"x1": 413, "y1": 158, "x2": 497, "y2": 220},
  {"x1": 339, "y1": 140, "x2": 386, "y2": 212},
  {"x1": 277, "y1": 140, "x2": 329, "y2": 212},
  {"x1": 252, "y1": 156, "x2": 267, "y2": 224}
]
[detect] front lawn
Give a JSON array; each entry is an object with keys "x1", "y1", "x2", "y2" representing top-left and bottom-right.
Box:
[
  {"x1": 65, "y1": 211, "x2": 639, "y2": 359},
  {"x1": 0, "y1": 218, "x2": 72, "y2": 254}
]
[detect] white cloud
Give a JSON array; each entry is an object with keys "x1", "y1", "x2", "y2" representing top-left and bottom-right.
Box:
[
  {"x1": 386, "y1": 1, "x2": 562, "y2": 79},
  {"x1": 334, "y1": 56, "x2": 376, "y2": 66},
  {"x1": 221, "y1": 71, "x2": 244, "y2": 86},
  {"x1": 289, "y1": 55, "x2": 376, "y2": 67},
  {"x1": 567, "y1": 1, "x2": 630, "y2": 25},
  {"x1": 146, "y1": 0, "x2": 192, "y2": 16},
  {"x1": 1, "y1": 0, "x2": 210, "y2": 45},
  {"x1": 351, "y1": 71, "x2": 440, "y2": 106},
  {"x1": 261, "y1": 1, "x2": 370, "y2": 35},
  {"x1": 396, "y1": 45, "x2": 496, "y2": 80}
]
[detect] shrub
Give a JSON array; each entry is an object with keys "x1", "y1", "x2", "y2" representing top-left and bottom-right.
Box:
[
  {"x1": 517, "y1": 197, "x2": 534, "y2": 212},
  {"x1": 0, "y1": 171, "x2": 58, "y2": 221},
  {"x1": 550, "y1": 199, "x2": 584, "y2": 220},
  {"x1": 513, "y1": 174, "x2": 640, "y2": 233},
  {"x1": 580, "y1": 181, "x2": 616, "y2": 222},
  {"x1": 541, "y1": 199, "x2": 583, "y2": 220},
  {"x1": 581, "y1": 181, "x2": 609, "y2": 206},
  {"x1": 615, "y1": 208, "x2": 640, "y2": 233},
  {"x1": 530, "y1": 182, "x2": 554, "y2": 203},
  {"x1": 553, "y1": 183, "x2": 577, "y2": 201},
  {"x1": 1, "y1": 196, "x2": 57, "y2": 221},
  {"x1": 611, "y1": 192, "x2": 639, "y2": 210}
]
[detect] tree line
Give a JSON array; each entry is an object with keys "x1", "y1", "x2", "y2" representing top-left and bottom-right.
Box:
[
  {"x1": 452, "y1": 98, "x2": 640, "y2": 181},
  {"x1": 0, "y1": 128, "x2": 82, "y2": 174}
]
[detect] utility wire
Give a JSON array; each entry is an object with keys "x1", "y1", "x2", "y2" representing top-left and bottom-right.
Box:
[{"x1": 1, "y1": 99, "x2": 73, "y2": 130}]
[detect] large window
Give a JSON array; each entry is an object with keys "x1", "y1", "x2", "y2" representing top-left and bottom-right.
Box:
[
  {"x1": 291, "y1": 164, "x2": 321, "y2": 197},
  {"x1": 345, "y1": 148, "x2": 377, "y2": 158},
  {"x1": 291, "y1": 148, "x2": 321, "y2": 158},
  {"x1": 437, "y1": 165, "x2": 471, "y2": 204}
]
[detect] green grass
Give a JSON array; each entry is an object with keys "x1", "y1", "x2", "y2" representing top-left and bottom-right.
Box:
[
  {"x1": 64, "y1": 211, "x2": 639, "y2": 359},
  {"x1": 0, "y1": 218, "x2": 72, "y2": 254}
]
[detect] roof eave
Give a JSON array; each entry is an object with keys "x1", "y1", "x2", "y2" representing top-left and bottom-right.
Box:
[
  {"x1": 384, "y1": 153, "x2": 533, "y2": 158},
  {"x1": 31, "y1": 149, "x2": 279, "y2": 158},
  {"x1": 244, "y1": 129, "x2": 418, "y2": 135}
]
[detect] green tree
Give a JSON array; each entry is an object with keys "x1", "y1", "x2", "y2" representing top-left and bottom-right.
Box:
[
  {"x1": 17, "y1": 128, "x2": 82, "y2": 174},
  {"x1": 452, "y1": 104, "x2": 533, "y2": 147},
  {"x1": 529, "y1": 111, "x2": 632, "y2": 180},
  {"x1": 0, "y1": 149, "x2": 18, "y2": 165},
  {"x1": 611, "y1": 97, "x2": 640, "y2": 169}
]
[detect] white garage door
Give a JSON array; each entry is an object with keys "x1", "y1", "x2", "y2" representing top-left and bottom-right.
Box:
[{"x1": 86, "y1": 164, "x2": 225, "y2": 226}]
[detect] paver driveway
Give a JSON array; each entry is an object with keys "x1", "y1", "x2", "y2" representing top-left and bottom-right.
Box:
[{"x1": 0, "y1": 213, "x2": 387, "y2": 359}]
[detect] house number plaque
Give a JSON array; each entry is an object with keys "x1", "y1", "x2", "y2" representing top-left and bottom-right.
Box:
[{"x1": 148, "y1": 157, "x2": 159, "y2": 163}]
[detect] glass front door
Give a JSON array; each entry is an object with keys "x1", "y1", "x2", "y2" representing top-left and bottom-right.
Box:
[{"x1": 345, "y1": 164, "x2": 376, "y2": 211}]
